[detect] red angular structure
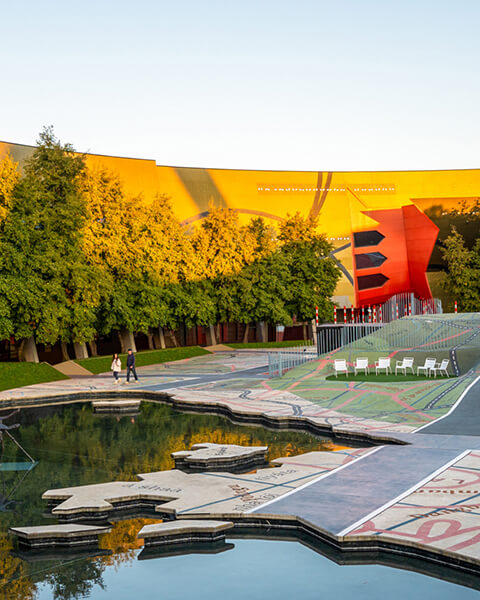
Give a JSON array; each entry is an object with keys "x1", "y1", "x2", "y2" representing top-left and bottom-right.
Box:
[{"x1": 352, "y1": 205, "x2": 439, "y2": 307}]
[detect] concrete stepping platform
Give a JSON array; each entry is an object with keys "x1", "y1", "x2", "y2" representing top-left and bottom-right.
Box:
[
  {"x1": 9, "y1": 524, "x2": 111, "y2": 549},
  {"x1": 138, "y1": 541, "x2": 235, "y2": 560},
  {"x1": 42, "y1": 449, "x2": 366, "y2": 520},
  {"x1": 138, "y1": 519, "x2": 233, "y2": 547},
  {"x1": 92, "y1": 399, "x2": 141, "y2": 413},
  {"x1": 172, "y1": 442, "x2": 268, "y2": 472}
]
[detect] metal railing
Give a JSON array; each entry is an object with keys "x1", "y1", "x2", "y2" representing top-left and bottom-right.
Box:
[
  {"x1": 317, "y1": 324, "x2": 383, "y2": 355},
  {"x1": 330, "y1": 316, "x2": 480, "y2": 353},
  {"x1": 268, "y1": 344, "x2": 318, "y2": 377},
  {"x1": 336, "y1": 293, "x2": 442, "y2": 325}
]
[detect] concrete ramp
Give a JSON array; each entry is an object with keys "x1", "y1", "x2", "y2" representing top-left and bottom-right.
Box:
[{"x1": 51, "y1": 360, "x2": 92, "y2": 378}]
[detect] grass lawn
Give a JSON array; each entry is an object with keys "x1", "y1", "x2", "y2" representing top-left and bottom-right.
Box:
[
  {"x1": 0, "y1": 362, "x2": 68, "y2": 392},
  {"x1": 229, "y1": 341, "x2": 313, "y2": 349},
  {"x1": 325, "y1": 372, "x2": 450, "y2": 383},
  {"x1": 76, "y1": 346, "x2": 211, "y2": 374}
]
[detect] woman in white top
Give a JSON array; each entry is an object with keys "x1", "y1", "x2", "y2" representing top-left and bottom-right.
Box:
[{"x1": 111, "y1": 353, "x2": 122, "y2": 383}]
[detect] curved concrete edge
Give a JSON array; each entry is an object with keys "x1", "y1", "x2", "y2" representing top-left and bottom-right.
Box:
[
  {"x1": 0, "y1": 389, "x2": 409, "y2": 448},
  {"x1": 139, "y1": 520, "x2": 233, "y2": 537},
  {"x1": 177, "y1": 513, "x2": 480, "y2": 579},
  {"x1": 172, "y1": 443, "x2": 269, "y2": 472},
  {"x1": 43, "y1": 492, "x2": 178, "y2": 520},
  {"x1": 138, "y1": 520, "x2": 234, "y2": 548},
  {"x1": 92, "y1": 399, "x2": 142, "y2": 414},
  {"x1": 92, "y1": 399, "x2": 142, "y2": 408},
  {"x1": 9, "y1": 524, "x2": 111, "y2": 549}
]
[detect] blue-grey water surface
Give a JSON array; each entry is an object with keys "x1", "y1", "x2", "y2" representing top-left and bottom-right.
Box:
[{"x1": 35, "y1": 538, "x2": 480, "y2": 599}]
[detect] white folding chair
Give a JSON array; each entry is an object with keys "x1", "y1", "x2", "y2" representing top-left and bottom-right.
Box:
[
  {"x1": 354, "y1": 357, "x2": 369, "y2": 375},
  {"x1": 430, "y1": 358, "x2": 450, "y2": 378},
  {"x1": 375, "y1": 357, "x2": 391, "y2": 375},
  {"x1": 417, "y1": 357, "x2": 437, "y2": 377},
  {"x1": 395, "y1": 357, "x2": 414, "y2": 375},
  {"x1": 334, "y1": 359, "x2": 348, "y2": 377}
]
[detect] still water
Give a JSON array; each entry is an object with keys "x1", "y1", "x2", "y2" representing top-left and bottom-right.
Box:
[
  {"x1": 1, "y1": 402, "x2": 479, "y2": 598},
  {"x1": 30, "y1": 537, "x2": 480, "y2": 600}
]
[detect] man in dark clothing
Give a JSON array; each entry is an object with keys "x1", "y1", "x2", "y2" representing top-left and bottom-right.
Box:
[{"x1": 126, "y1": 349, "x2": 139, "y2": 383}]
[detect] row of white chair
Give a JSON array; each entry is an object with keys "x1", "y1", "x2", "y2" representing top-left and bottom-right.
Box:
[{"x1": 333, "y1": 357, "x2": 450, "y2": 377}]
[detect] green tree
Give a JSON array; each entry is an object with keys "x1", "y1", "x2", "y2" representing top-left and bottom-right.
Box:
[
  {"x1": 235, "y1": 251, "x2": 292, "y2": 326},
  {"x1": 278, "y1": 213, "x2": 341, "y2": 323},
  {"x1": 0, "y1": 154, "x2": 19, "y2": 224},
  {"x1": 192, "y1": 203, "x2": 257, "y2": 279},
  {"x1": 0, "y1": 127, "x2": 101, "y2": 346},
  {"x1": 188, "y1": 205, "x2": 258, "y2": 330},
  {"x1": 442, "y1": 227, "x2": 480, "y2": 311}
]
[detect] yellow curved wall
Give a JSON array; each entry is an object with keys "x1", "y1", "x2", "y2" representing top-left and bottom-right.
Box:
[{"x1": 2, "y1": 141, "x2": 479, "y2": 305}]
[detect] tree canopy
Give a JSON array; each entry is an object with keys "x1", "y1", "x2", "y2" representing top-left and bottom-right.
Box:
[
  {"x1": 0, "y1": 128, "x2": 342, "y2": 351},
  {"x1": 442, "y1": 227, "x2": 480, "y2": 311}
]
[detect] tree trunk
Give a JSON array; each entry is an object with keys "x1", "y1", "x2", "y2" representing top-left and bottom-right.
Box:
[
  {"x1": 154, "y1": 327, "x2": 166, "y2": 349},
  {"x1": 308, "y1": 319, "x2": 317, "y2": 347},
  {"x1": 117, "y1": 330, "x2": 126, "y2": 353},
  {"x1": 168, "y1": 329, "x2": 179, "y2": 347},
  {"x1": 147, "y1": 331, "x2": 155, "y2": 350},
  {"x1": 302, "y1": 322, "x2": 307, "y2": 341},
  {"x1": 205, "y1": 325, "x2": 217, "y2": 346},
  {"x1": 88, "y1": 340, "x2": 98, "y2": 357},
  {"x1": 61, "y1": 342, "x2": 70, "y2": 362},
  {"x1": 242, "y1": 323, "x2": 249, "y2": 343},
  {"x1": 118, "y1": 329, "x2": 137, "y2": 353},
  {"x1": 17, "y1": 339, "x2": 26, "y2": 362},
  {"x1": 21, "y1": 336, "x2": 39, "y2": 363},
  {"x1": 256, "y1": 321, "x2": 267, "y2": 343},
  {"x1": 73, "y1": 342, "x2": 89, "y2": 360}
]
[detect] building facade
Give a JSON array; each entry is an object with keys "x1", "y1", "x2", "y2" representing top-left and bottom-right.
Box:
[{"x1": 1, "y1": 141, "x2": 479, "y2": 308}]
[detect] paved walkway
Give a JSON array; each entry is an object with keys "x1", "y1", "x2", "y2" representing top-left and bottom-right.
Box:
[
  {"x1": 419, "y1": 375, "x2": 480, "y2": 435},
  {"x1": 3, "y1": 349, "x2": 480, "y2": 571},
  {"x1": 253, "y1": 432, "x2": 480, "y2": 534}
]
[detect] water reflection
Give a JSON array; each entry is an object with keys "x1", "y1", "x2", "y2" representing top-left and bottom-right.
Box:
[
  {"x1": 2, "y1": 402, "x2": 477, "y2": 599},
  {"x1": 25, "y1": 537, "x2": 480, "y2": 600},
  {"x1": 0, "y1": 401, "x2": 336, "y2": 598}
]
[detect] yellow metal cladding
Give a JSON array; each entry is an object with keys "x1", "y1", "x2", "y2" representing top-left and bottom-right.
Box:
[{"x1": 1, "y1": 141, "x2": 479, "y2": 305}]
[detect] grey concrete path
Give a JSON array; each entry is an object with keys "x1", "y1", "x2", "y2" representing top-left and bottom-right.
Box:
[
  {"x1": 418, "y1": 375, "x2": 480, "y2": 436},
  {"x1": 254, "y1": 440, "x2": 477, "y2": 535},
  {"x1": 252, "y1": 368, "x2": 480, "y2": 538},
  {"x1": 138, "y1": 365, "x2": 269, "y2": 391},
  {"x1": 253, "y1": 374, "x2": 480, "y2": 537}
]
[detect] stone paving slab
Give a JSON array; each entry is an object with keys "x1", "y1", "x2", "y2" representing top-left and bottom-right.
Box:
[
  {"x1": 138, "y1": 519, "x2": 234, "y2": 547},
  {"x1": 42, "y1": 448, "x2": 370, "y2": 518},
  {"x1": 347, "y1": 450, "x2": 480, "y2": 562},
  {"x1": 4, "y1": 349, "x2": 480, "y2": 572},
  {"x1": 92, "y1": 399, "x2": 141, "y2": 411},
  {"x1": 166, "y1": 388, "x2": 417, "y2": 435},
  {"x1": 9, "y1": 524, "x2": 111, "y2": 548},
  {"x1": 419, "y1": 373, "x2": 480, "y2": 435},
  {"x1": 252, "y1": 445, "x2": 469, "y2": 534},
  {"x1": 172, "y1": 442, "x2": 268, "y2": 471}
]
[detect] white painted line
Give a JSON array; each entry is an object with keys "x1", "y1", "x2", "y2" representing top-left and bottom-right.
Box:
[
  {"x1": 337, "y1": 448, "x2": 471, "y2": 537},
  {"x1": 414, "y1": 373, "x2": 480, "y2": 433},
  {"x1": 246, "y1": 446, "x2": 383, "y2": 514}
]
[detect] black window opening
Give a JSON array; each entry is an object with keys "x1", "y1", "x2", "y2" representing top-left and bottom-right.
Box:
[
  {"x1": 353, "y1": 230, "x2": 385, "y2": 247},
  {"x1": 355, "y1": 252, "x2": 387, "y2": 270},
  {"x1": 357, "y1": 273, "x2": 389, "y2": 290}
]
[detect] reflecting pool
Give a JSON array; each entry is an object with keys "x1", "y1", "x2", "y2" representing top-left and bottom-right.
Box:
[
  {"x1": 1, "y1": 402, "x2": 478, "y2": 599},
  {"x1": 0, "y1": 401, "x2": 339, "y2": 598},
  {"x1": 28, "y1": 537, "x2": 480, "y2": 600}
]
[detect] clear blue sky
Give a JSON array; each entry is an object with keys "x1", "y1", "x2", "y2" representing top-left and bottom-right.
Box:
[{"x1": 1, "y1": 0, "x2": 479, "y2": 170}]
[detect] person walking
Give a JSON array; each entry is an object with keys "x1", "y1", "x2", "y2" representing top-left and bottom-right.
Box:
[
  {"x1": 125, "y1": 348, "x2": 139, "y2": 383},
  {"x1": 111, "y1": 353, "x2": 122, "y2": 384}
]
